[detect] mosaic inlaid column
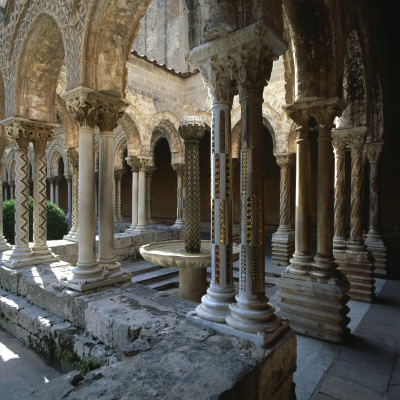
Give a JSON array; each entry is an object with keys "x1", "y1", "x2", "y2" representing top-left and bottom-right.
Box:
[
  {"x1": 271, "y1": 153, "x2": 295, "y2": 266},
  {"x1": 178, "y1": 117, "x2": 205, "y2": 252},
  {"x1": 135, "y1": 156, "x2": 151, "y2": 232},
  {"x1": 65, "y1": 175, "x2": 72, "y2": 219},
  {"x1": 125, "y1": 156, "x2": 139, "y2": 233},
  {"x1": 332, "y1": 132, "x2": 347, "y2": 250},
  {"x1": 0, "y1": 138, "x2": 11, "y2": 251},
  {"x1": 146, "y1": 166, "x2": 156, "y2": 224},
  {"x1": 114, "y1": 169, "x2": 123, "y2": 222},
  {"x1": 32, "y1": 135, "x2": 59, "y2": 262},
  {"x1": 64, "y1": 149, "x2": 79, "y2": 242},
  {"x1": 364, "y1": 142, "x2": 387, "y2": 277},
  {"x1": 196, "y1": 77, "x2": 236, "y2": 322},
  {"x1": 172, "y1": 163, "x2": 185, "y2": 228},
  {"x1": 348, "y1": 134, "x2": 366, "y2": 251},
  {"x1": 226, "y1": 50, "x2": 283, "y2": 337}
]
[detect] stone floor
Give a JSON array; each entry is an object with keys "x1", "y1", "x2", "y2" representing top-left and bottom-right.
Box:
[{"x1": 0, "y1": 258, "x2": 399, "y2": 399}]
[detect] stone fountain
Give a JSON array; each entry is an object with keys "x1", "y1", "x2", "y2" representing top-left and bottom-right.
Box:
[{"x1": 140, "y1": 116, "x2": 238, "y2": 302}]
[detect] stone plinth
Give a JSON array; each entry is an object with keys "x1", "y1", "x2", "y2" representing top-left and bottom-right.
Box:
[
  {"x1": 271, "y1": 229, "x2": 295, "y2": 266},
  {"x1": 334, "y1": 248, "x2": 375, "y2": 303},
  {"x1": 0, "y1": 259, "x2": 297, "y2": 400},
  {"x1": 278, "y1": 269, "x2": 350, "y2": 343}
]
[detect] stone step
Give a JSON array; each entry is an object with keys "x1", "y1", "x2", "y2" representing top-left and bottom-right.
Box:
[
  {"x1": 131, "y1": 266, "x2": 179, "y2": 285},
  {"x1": 147, "y1": 275, "x2": 179, "y2": 291},
  {"x1": 123, "y1": 260, "x2": 164, "y2": 277}
]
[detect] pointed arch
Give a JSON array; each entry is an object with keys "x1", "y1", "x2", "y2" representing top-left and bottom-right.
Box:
[{"x1": 15, "y1": 13, "x2": 64, "y2": 123}]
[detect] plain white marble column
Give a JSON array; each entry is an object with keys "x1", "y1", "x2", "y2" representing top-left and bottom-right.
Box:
[
  {"x1": 172, "y1": 163, "x2": 185, "y2": 227},
  {"x1": 125, "y1": 156, "x2": 139, "y2": 233},
  {"x1": 135, "y1": 157, "x2": 150, "y2": 232},
  {"x1": 65, "y1": 175, "x2": 72, "y2": 219},
  {"x1": 54, "y1": 178, "x2": 60, "y2": 206},
  {"x1": 67, "y1": 124, "x2": 104, "y2": 287},
  {"x1": 98, "y1": 131, "x2": 125, "y2": 278},
  {"x1": 50, "y1": 178, "x2": 55, "y2": 203}
]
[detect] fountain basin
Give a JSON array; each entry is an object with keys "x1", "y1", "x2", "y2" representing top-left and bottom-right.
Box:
[{"x1": 140, "y1": 240, "x2": 239, "y2": 302}]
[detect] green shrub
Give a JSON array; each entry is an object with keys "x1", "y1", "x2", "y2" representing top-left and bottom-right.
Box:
[{"x1": 2, "y1": 197, "x2": 69, "y2": 244}]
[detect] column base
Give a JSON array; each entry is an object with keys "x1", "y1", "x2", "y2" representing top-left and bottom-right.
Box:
[
  {"x1": 1, "y1": 246, "x2": 59, "y2": 268},
  {"x1": 287, "y1": 252, "x2": 313, "y2": 275},
  {"x1": 60, "y1": 273, "x2": 131, "y2": 292},
  {"x1": 195, "y1": 284, "x2": 237, "y2": 323},
  {"x1": 173, "y1": 220, "x2": 184, "y2": 228},
  {"x1": 187, "y1": 310, "x2": 290, "y2": 348},
  {"x1": 333, "y1": 237, "x2": 347, "y2": 250},
  {"x1": 364, "y1": 232, "x2": 387, "y2": 278},
  {"x1": 124, "y1": 225, "x2": 137, "y2": 234},
  {"x1": 98, "y1": 259, "x2": 132, "y2": 281},
  {"x1": 334, "y1": 247, "x2": 375, "y2": 303},
  {"x1": 271, "y1": 228, "x2": 295, "y2": 266},
  {"x1": 277, "y1": 268, "x2": 350, "y2": 344},
  {"x1": 64, "y1": 229, "x2": 79, "y2": 242},
  {"x1": 226, "y1": 295, "x2": 283, "y2": 335},
  {"x1": 134, "y1": 225, "x2": 148, "y2": 233},
  {"x1": 0, "y1": 236, "x2": 12, "y2": 252}
]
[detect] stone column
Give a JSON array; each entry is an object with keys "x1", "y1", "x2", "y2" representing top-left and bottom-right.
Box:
[
  {"x1": 178, "y1": 118, "x2": 205, "y2": 252},
  {"x1": 364, "y1": 143, "x2": 386, "y2": 277},
  {"x1": 114, "y1": 169, "x2": 123, "y2": 222},
  {"x1": 271, "y1": 153, "x2": 295, "y2": 266},
  {"x1": 65, "y1": 175, "x2": 72, "y2": 219},
  {"x1": 0, "y1": 137, "x2": 12, "y2": 251},
  {"x1": 278, "y1": 98, "x2": 350, "y2": 344},
  {"x1": 224, "y1": 48, "x2": 285, "y2": 343},
  {"x1": 332, "y1": 132, "x2": 347, "y2": 250},
  {"x1": 189, "y1": 73, "x2": 236, "y2": 322},
  {"x1": 348, "y1": 132, "x2": 366, "y2": 251},
  {"x1": 172, "y1": 163, "x2": 185, "y2": 228},
  {"x1": 125, "y1": 156, "x2": 139, "y2": 233},
  {"x1": 97, "y1": 105, "x2": 131, "y2": 282},
  {"x1": 4, "y1": 182, "x2": 8, "y2": 201},
  {"x1": 146, "y1": 166, "x2": 156, "y2": 224},
  {"x1": 9, "y1": 181, "x2": 15, "y2": 200},
  {"x1": 32, "y1": 135, "x2": 59, "y2": 263},
  {"x1": 62, "y1": 87, "x2": 131, "y2": 290},
  {"x1": 50, "y1": 178, "x2": 55, "y2": 203},
  {"x1": 285, "y1": 109, "x2": 313, "y2": 275},
  {"x1": 54, "y1": 177, "x2": 60, "y2": 206},
  {"x1": 64, "y1": 149, "x2": 79, "y2": 242},
  {"x1": 135, "y1": 156, "x2": 151, "y2": 232}
]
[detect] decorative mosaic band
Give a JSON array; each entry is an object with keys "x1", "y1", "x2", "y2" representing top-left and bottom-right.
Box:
[
  {"x1": 240, "y1": 245, "x2": 246, "y2": 291},
  {"x1": 334, "y1": 154, "x2": 346, "y2": 239},
  {"x1": 220, "y1": 199, "x2": 226, "y2": 245},
  {"x1": 215, "y1": 153, "x2": 220, "y2": 199},
  {"x1": 241, "y1": 149, "x2": 247, "y2": 198},
  {"x1": 211, "y1": 115, "x2": 215, "y2": 154},
  {"x1": 215, "y1": 244, "x2": 220, "y2": 285},
  {"x1": 33, "y1": 149, "x2": 47, "y2": 247}
]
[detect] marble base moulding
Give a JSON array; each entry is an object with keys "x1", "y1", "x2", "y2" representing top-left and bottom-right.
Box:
[
  {"x1": 1, "y1": 248, "x2": 60, "y2": 268},
  {"x1": 334, "y1": 248, "x2": 375, "y2": 303},
  {"x1": 271, "y1": 229, "x2": 295, "y2": 266},
  {"x1": 277, "y1": 269, "x2": 350, "y2": 344},
  {"x1": 364, "y1": 235, "x2": 387, "y2": 278}
]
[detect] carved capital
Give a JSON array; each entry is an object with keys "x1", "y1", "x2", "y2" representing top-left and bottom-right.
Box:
[
  {"x1": 137, "y1": 156, "x2": 152, "y2": 172},
  {"x1": 61, "y1": 86, "x2": 128, "y2": 130},
  {"x1": 126, "y1": 156, "x2": 140, "y2": 172},
  {"x1": 275, "y1": 153, "x2": 295, "y2": 169},
  {"x1": 0, "y1": 136, "x2": 11, "y2": 156},
  {"x1": 331, "y1": 131, "x2": 347, "y2": 156},
  {"x1": 114, "y1": 169, "x2": 124, "y2": 180},
  {"x1": 145, "y1": 165, "x2": 157, "y2": 176},
  {"x1": 179, "y1": 116, "x2": 206, "y2": 141},
  {"x1": 2, "y1": 117, "x2": 57, "y2": 148},
  {"x1": 172, "y1": 162, "x2": 185, "y2": 176},
  {"x1": 348, "y1": 127, "x2": 368, "y2": 154},
  {"x1": 364, "y1": 142, "x2": 383, "y2": 164}
]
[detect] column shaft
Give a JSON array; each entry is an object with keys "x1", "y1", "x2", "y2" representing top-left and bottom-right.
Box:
[
  {"x1": 196, "y1": 101, "x2": 236, "y2": 322},
  {"x1": 135, "y1": 158, "x2": 149, "y2": 232},
  {"x1": 332, "y1": 137, "x2": 346, "y2": 248},
  {"x1": 50, "y1": 180, "x2": 55, "y2": 203},
  {"x1": 68, "y1": 125, "x2": 103, "y2": 284},
  {"x1": 66, "y1": 176, "x2": 72, "y2": 219},
  {"x1": 131, "y1": 171, "x2": 139, "y2": 227},
  {"x1": 172, "y1": 163, "x2": 184, "y2": 227}
]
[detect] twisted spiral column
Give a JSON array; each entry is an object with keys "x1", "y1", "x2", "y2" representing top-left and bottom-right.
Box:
[
  {"x1": 332, "y1": 134, "x2": 346, "y2": 249},
  {"x1": 11, "y1": 138, "x2": 33, "y2": 261},
  {"x1": 0, "y1": 140, "x2": 11, "y2": 251},
  {"x1": 179, "y1": 118, "x2": 205, "y2": 253},
  {"x1": 64, "y1": 165, "x2": 79, "y2": 241},
  {"x1": 32, "y1": 140, "x2": 58, "y2": 261},
  {"x1": 348, "y1": 138, "x2": 365, "y2": 249},
  {"x1": 276, "y1": 154, "x2": 295, "y2": 230}
]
